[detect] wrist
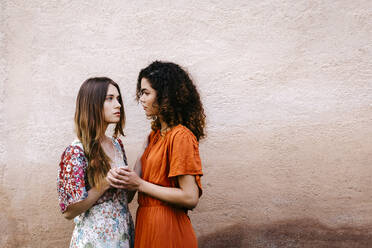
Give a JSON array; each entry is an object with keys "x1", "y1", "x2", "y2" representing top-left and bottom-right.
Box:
[
  {"x1": 101, "y1": 179, "x2": 110, "y2": 192},
  {"x1": 104, "y1": 183, "x2": 110, "y2": 191},
  {"x1": 137, "y1": 178, "x2": 145, "y2": 192}
]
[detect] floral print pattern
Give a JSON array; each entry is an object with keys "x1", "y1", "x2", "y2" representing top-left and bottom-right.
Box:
[{"x1": 57, "y1": 139, "x2": 134, "y2": 248}]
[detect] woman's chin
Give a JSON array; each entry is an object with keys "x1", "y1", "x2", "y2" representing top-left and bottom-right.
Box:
[{"x1": 107, "y1": 118, "x2": 120, "y2": 124}]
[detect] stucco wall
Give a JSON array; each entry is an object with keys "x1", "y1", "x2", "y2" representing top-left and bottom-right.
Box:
[{"x1": 1, "y1": 1, "x2": 371, "y2": 247}]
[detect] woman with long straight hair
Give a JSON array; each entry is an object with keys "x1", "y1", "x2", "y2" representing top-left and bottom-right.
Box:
[
  {"x1": 57, "y1": 77, "x2": 134, "y2": 248},
  {"x1": 108, "y1": 61, "x2": 206, "y2": 248}
]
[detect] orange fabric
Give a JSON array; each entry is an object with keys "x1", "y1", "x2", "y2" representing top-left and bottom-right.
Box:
[{"x1": 134, "y1": 125, "x2": 203, "y2": 248}]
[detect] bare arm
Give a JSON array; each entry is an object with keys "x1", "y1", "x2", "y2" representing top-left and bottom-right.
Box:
[
  {"x1": 108, "y1": 168, "x2": 199, "y2": 209},
  {"x1": 140, "y1": 174, "x2": 199, "y2": 209},
  {"x1": 63, "y1": 181, "x2": 110, "y2": 220}
]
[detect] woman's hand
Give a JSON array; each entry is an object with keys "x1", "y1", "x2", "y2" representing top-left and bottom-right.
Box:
[
  {"x1": 107, "y1": 167, "x2": 143, "y2": 191},
  {"x1": 102, "y1": 174, "x2": 112, "y2": 191}
]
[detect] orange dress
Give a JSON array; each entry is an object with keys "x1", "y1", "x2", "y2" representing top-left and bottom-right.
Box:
[{"x1": 134, "y1": 125, "x2": 203, "y2": 248}]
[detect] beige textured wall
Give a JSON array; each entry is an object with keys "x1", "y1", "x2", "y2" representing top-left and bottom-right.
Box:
[{"x1": 1, "y1": 1, "x2": 372, "y2": 247}]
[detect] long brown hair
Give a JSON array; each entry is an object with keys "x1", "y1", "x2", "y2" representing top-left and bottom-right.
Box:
[
  {"x1": 136, "y1": 61, "x2": 206, "y2": 141},
  {"x1": 74, "y1": 77, "x2": 125, "y2": 189}
]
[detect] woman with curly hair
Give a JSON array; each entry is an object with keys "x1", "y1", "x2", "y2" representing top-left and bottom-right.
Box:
[
  {"x1": 57, "y1": 77, "x2": 134, "y2": 247},
  {"x1": 108, "y1": 61, "x2": 206, "y2": 248}
]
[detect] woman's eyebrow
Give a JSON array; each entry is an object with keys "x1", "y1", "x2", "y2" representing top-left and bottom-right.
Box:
[{"x1": 106, "y1": 93, "x2": 120, "y2": 97}]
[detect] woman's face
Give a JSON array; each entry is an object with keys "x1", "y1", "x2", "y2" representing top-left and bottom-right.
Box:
[
  {"x1": 139, "y1": 77, "x2": 158, "y2": 117},
  {"x1": 103, "y1": 84, "x2": 122, "y2": 124}
]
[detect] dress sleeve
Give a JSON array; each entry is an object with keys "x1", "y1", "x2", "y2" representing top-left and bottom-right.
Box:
[
  {"x1": 57, "y1": 145, "x2": 89, "y2": 213},
  {"x1": 168, "y1": 129, "x2": 203, "y2": 196}
]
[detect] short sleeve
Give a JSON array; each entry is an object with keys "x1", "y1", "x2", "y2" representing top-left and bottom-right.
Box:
[
  {"x1": 57, "y1": 145, "x2": 89, "y2": 213},
  {"x1": 168, "y1": 128, "x2": 203, "y2": 196}
]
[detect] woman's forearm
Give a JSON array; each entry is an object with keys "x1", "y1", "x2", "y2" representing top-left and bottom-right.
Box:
[
  {"x1": 63, "y1": 186, "x2": 107, "y2": 220},
  {"x1": 138, "y1": 175, "x2": 199, "y2": 209},
  {"x1": 107, "y1": 169, "x2": 199, "y2": 209}
]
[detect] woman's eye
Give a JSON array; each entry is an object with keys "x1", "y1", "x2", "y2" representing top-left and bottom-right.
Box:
[
  {"x1": 106, "y1": 96, "x2": 113, "y2": 100},
  {"x1": 140, "y1": 90, "x2": 149, "y2": 96}
]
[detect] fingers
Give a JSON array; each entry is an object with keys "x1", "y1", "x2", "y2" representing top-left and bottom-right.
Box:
[
  {"x1": 109, "y1": 181, "x2": 124, "y2": 189},
  {"x1": 107, "y1": 173, "x2": 121, "y2": 185},
  {"x1": 116, "y1": 167, "x2": 133, "y2": 176},
  {"x1": 110, "y1": 168, "x2": 128, "y2": 181},
  {"x1": 107, "y1": 169, "x2": 129, "y2": 189},
  {"x1": 106, "y1": 168, "x2": 140, "y2": 190},
  {"x1": 106, "y1": 174, "x2": 123, "y2": 188}
]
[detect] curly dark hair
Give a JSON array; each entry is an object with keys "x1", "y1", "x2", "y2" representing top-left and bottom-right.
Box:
[{"x1": 136, "y1": 61, "x2": 206, "y2": 141}]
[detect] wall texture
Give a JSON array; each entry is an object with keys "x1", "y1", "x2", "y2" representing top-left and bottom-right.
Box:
[{"x1": 1, "y1": 1, "x2": 371, "y2": 247}]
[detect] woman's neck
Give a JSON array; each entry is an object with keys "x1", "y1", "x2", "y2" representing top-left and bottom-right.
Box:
[
  {"x1": 159, "y1": 118, "x2": 170, "y2": 135},
  {"x1": 100, "y1": 135, "x2": 110, "y2": 144}
]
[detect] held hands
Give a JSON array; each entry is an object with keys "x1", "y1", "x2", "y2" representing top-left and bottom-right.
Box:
[{"x1": 107, "y1": 167, "x2": 142, "y2": 191}]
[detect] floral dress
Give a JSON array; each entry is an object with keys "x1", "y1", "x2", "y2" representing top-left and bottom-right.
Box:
[{"x1": 57, "y1": 138, "x2": 134, "y2": 248}]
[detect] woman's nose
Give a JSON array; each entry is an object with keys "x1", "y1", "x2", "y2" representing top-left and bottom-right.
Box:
[{"x1": 115, "y1": 99, "x2": 121, "y2": 108}]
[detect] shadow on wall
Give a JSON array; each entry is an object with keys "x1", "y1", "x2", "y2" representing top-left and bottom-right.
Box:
[{"x1": 198, "y1": 219, "x2": 372, "y2": 248}]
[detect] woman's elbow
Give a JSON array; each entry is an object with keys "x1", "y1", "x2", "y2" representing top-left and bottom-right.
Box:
[
  {"x1": 184, "y1": 195, "x2": 199, "y2": 209},
  {"x1": 63, "y1": 211, "x2": 75, "y2": 220}
]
